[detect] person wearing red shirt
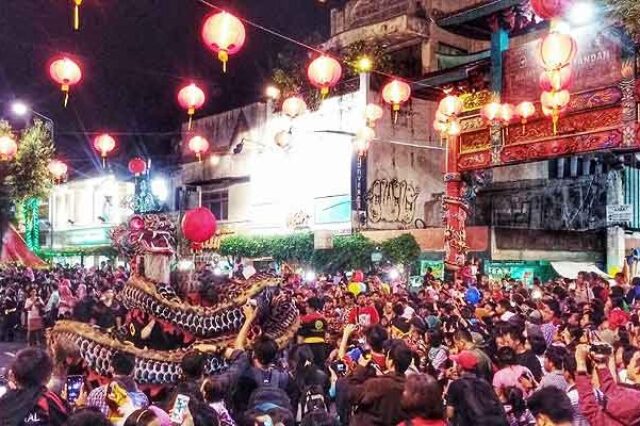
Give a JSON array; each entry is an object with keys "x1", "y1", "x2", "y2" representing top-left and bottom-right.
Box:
[{"x1": 348, "y1": 294, "x2": 380, "y2": 327}]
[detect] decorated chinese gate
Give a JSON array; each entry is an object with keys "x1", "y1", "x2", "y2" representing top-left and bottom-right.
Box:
[{"x1": 443, "y1": 25, "x2": 638, "y2": 271}]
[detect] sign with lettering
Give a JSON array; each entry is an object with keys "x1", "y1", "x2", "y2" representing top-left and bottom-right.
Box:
[
  {"x1": 607, "y1": 204, "x2": 632, "y2": 224},
  {"x1": 346, "y1": 0, "x2": 409, "y2": 29},
  {"x1": 503, "y1": 27, "x2": 621, "y2": 104}
]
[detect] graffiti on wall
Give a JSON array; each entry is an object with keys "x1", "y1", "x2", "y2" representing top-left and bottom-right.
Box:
[{"x1": 366, "y1": 178, "x2": 419, "y2": 225}]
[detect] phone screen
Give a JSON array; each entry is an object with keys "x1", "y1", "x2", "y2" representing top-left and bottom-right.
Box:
[
  {"x1": 170, "y1": 393, "x2": 190, "y2": 424},
  {"x1": 65, "y1": 375, "x2": 84, "y2": 405}
]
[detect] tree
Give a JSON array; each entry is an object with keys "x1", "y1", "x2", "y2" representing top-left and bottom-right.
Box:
[
  {"x1": 603, "y1": 0, "x2": 640, "y2": 42},
  {"x1": 0, "y1": 119, "x2": 54, "y2": 251}
]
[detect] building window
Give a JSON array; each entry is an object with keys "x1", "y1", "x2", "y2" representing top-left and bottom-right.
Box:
[{"x1": 202, "y1": 190, "x2": 229, "y2": 221}]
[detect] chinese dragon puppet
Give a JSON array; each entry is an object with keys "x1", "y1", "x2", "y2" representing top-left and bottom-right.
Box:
[{"x1": 49, "y1": 214, "x2": 299, "y2": 385}]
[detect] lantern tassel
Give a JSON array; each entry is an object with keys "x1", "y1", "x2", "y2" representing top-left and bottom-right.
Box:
[
  {"x1": 102, "y1": 157, "x2": 106, "y2": 168},
  {"x1": 74, "y1": 4, "x2": 80, "y2": 30},
  {"x1": 188, "y1": 115, "x2": 193, "y2": 131},
  {"x1": 321, "y1": 87, "x2": 329, "y2": 99},
  {"x1": 218, "y1": 51, "x2": 229, "y2": 73},
  {"x1": 552, "y1": 110, "x2": 559, "y2": 135},
  {"x1": 63, "y1": 91, "x2": 69, "y2": 108}
]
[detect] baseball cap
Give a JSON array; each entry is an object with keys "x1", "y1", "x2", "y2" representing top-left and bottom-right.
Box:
[{"x1": 451, "y1": 350, "x2": 479, "y2": 371}]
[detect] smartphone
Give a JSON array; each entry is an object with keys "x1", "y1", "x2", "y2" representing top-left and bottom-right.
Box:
[
  {"x1": 65, "y1": 375, "x2": 84, "y2": 405},
  {"x1": 170, "y1": 393, "x2": 190, "y2": 425}
]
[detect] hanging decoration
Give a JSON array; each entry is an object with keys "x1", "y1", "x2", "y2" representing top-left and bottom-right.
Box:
[
  {"x1": 307, "y1": 55, "x2": 342, "y2": 97},
  {"x1": 188, "y1": 135, "x2": 210, "y2": 162},
  {"x1": 365, "y1": 103, "x2": 384, "y2": 127},
  {"x1": 541, "y1": 90, "x2": 571, "y2": 134},
  {"x1": 128, "y1": 157, "x2": 147, "y2": 176},
  {"x1": 515, "y1": 101, "x2": 536, "y2": 131},
  {"x1": 49, "y1": 57, "x2": 82, "y2": 107},
  {"x1": 433, "y1": 93, "x2": 463, "y2": 139},
  {"x1": 201, "y1": 11, "x2": 246, "y2": 73},
  {"x1": 282, "y1": 96, "x2": 307, "y2": 118},
  {"x1": 181, "y1": 207, "x2": 218, "y2": 251},
  {"x1": 177, "y1": 83, "x2": 206, "y2": 130},
  {"x1": 0, "y1": 135, "x2": 17, "y2": 161},
  {"x1": 382, "y1": 79, "x2": 411, "y2": 123},
  {"x1": 353, "y1": 126, "x2": 375, "y2": 155},
  {"x1": 539, "y1": 32, "x2": 577, "y2": 71},
  {"x1": 93, "y1": 133, "x2": 116, "y2": 167},
  {"x1": 48, "y1": 159, "x2": 68, "y2": 183},
  {"x1": 72, "y1": 0, "x2": 83, "y2": 31},
  {"x1": 530, "y1": 0, "x2": 573, "y2": 20},
  {"x1": 539, "y1": 66, "x2": 573, "y2": 92}
]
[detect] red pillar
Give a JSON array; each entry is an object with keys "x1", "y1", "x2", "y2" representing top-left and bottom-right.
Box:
[{"x1": 443, "y1": 134, "x2": 469, "y2": 271}]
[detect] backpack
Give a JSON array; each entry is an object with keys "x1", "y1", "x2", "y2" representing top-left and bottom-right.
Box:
[
  {"x1": 453, "y1": 377, "x2": 508, "y2": 426},
  {"x1": 296, "y1": 384, "x2": 328, "y2": 422},
  {"x1": 247, "y1": 368, "x2": 293, "y2": 416}
]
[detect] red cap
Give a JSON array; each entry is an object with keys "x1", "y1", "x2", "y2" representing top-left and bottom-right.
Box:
[{"x1": 451, "y1": 350, "x2": 479, "y2": 371}]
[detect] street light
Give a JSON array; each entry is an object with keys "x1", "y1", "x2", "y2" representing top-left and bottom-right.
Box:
[{"x1": 10, "y1": 101, "x2": 55, "y2": 141}]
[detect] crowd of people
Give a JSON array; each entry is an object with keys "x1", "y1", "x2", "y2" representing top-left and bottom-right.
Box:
[{"x1": 1, "y1": 262, "x2": 640, "y2": 425}]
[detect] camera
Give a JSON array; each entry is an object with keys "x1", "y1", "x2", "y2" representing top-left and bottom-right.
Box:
[
  {"x1": 590, "y1": 343, "x2": 612, "y2": 356},
  {"x1": 331, "y1": 360, "x2": 347, "y2": 376}
]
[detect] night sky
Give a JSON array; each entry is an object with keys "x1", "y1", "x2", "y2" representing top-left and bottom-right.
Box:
[{"x1": 0, "y1": 0, "x2": 329, "y2": 176}]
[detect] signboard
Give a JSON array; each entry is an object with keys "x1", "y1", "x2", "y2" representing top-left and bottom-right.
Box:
[
  {"x1": 314, "y1": 230, "x2": 334, "y2": 250},
  {"x1": 503, "y1": 27, "x2": 621, "y2": 104},
  {"x1": 607, "y1": 204, "x2": 632, "y2": 224},
  {"x1": 371, "y1": 250, "x2": 383, "y2": 263},
  {"x1": 419, "y1": 260, "x2": 444, "y2": 280}
]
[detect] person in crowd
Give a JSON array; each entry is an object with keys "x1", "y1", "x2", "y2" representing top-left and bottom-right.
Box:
[
  {"x1": 347, "y1": 293, "x2": 380, "y2": 327},
  {"x1": 399, "y1": 373, "x2": 446, "y2": 426},
  {"x1": 493, "y1": 346, "x2": 536, "y2": 399},
  {"x1": 64, "y1": 408, "x2": 112, "y2": 426},
  {"x1": 24, "y1": 287, "x2": 45, "y2": 346},
  {"x1": 0, "y1": 347, "x2": 70, "y2": 425},
  {"x1": 540, "y1": 345, "x2": 569, "y2": 391},
  {"x1": 44, "y1": 282, "x2": 60, "y2": 326},
  {"x1": 0, "y1": 287, "x2": 18, "y2": 342},
  {"x1": 347, "y1": 339, "x2": 413, "y2": 425},
  {"x1": 164, "y1": 350, "x2": 207, "y2": 409},
  {"x1": 527, "y1": 387, "x2": 574, "y2": 426},
  {"x1": 540, "y1": 298, "x2": 561, "y2": 347},
  {"x1": 453, "y1": 329, "x2": 493, "y2": 381},
  {"x1": 202, "y1": 378, "x2": 236, "y2": 426},
  {"x1": 297, "y1": 296, "x2": 329, "y2": 367},
  {"x1": 87, "y1": 352, "x2": 149, "y2": 416}
]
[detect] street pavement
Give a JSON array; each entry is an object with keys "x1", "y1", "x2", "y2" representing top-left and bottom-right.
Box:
[{"x1": 0, "y1": 341, "x2": 26, "y2": 370}]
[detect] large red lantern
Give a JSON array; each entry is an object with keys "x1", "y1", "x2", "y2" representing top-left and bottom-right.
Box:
[
  {"x1": 539, "y1": 67, "x2": 573, "y2": 92},
  {"x1": 181, "y1": 207, "x2": 218, "y2": 250},
  {"x1": 307, "y1": 55, "x2": 342, "y2": 97},
  {"x1": 128, "y1": 157, "x2": 147, "y2": 176},
  {"x1": 201, "y1": 11, "x2": 246, "y2": 73},
  {"x1": 541, "y1": 90, "x2": 570, "y2": 134},
  {"x1": 282, "y1": 96, "x2": 307, "y2": 118},
  {"x1": 188, "y1": 135, "x2": 210, "y2": 162},
  {"x1": 0, "y1": 136, "x2": 17, "y2": 161},
  {"x1": 49, "y1": 57, "x2": 82, "y2": 107},
  {"x1": 177, "y1": 83, "x2": 206, "y2": 130},
  {"x1": 48, "y1": 159, "x2": 68, "y2": 182},
  {"x1": 539, "y1": 32, "x2": 577, "y2": 71},
  {"x1": 531, "y1": 0, "x2": 573, "y2": 20},
  {"x1": 382, "y1": 79, "x2": 411, "y2": 123},
  {"x1": 93, "y1": 134, "x2": 116, "y2": 167}
]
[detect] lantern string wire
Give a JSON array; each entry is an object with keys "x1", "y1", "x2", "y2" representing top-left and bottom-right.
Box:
[{"x1": 194, "y1": 0, "x2": 443, "y2": 92}]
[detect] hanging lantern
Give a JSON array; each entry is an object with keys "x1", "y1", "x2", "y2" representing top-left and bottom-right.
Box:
[
  {"x1": 177, "y1": 83, "x2": 206, "y2": 130},
  {"x1": 128, "y1": 157, "x2": 147, "y2": 176},
  {"x1": 201, "y1": 11, "x2": 246, "y2": 73},
  {"x1": 48, "y1": 159, "x2": 68, "y2": 182},
  {"x1": 49, "y1": 57, "x2": 82, "y2": 107},
  {"x1": 481, "y1": 102, "x2": 502, "y2": 123},
  {"x1": 181, "y1": 207, "x2": 218, "y2": 251},
  {"x1": 0, "y1": 136, "x2": 17, "y2": 161},
  {"x1": 93, "y1": 134, "x2": 116, "y2": 167},
  {"x1": 274, "y1": 130, "x2": 291, "y2": 149},
  {"x1": 539, "y1": 67, "x2": 573, "y2": 92},
  {"x1": 188, "y1": 135, "x2": 210, "y2": 162},
  {"x1": 541, "y1": 90, "x2": 571, "y2": 134},
  {"x1": 447, "y1": 119, "x2": 462, "y2": 136},
  {"x1": 382, "y1": 79, "x2": 411, "y2": 123},
  {"x1": 515, "y1": 101, "x2": 536, "y2": 131},
  {"x1": 530, "y1": 0, "x2": 573, "y2": 20},
  {"x1": 72, "y1": 0, "x2": 83, "y2": 30},
  {"x1": 307, "y1": 55, "x2": 342, "y2": 97},
  {"x1": 539, "y1": 32, "x2": 577, "y2": 71},
  {"x1": 365, "y1": 103, "x2": 384, "y2": 126},
  {"x1": 353, "y1": 127, "x2": 375, "y2": 155},
  {"x1": 438, "y1": 94, "x2": 463, "y2": 118},
  {"x1": 282, "y1": 96, "x2": 307, "y2": 118},
  {"x1": 499, "y1": 103, "x2": 516, "y2": 124}
]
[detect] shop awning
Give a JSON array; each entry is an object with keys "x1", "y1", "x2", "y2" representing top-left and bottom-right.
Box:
[{"x1": 551, "y1": 262, "x2": 610, "y2": 280}]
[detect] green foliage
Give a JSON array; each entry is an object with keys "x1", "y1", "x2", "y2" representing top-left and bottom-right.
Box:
[
  {"x1": 603, "y1": 0, "x2": 640, "y2": 40},
  {"x1": 340, "y1": 40, "x2": 394, "y2": 78},
  {"x1": 381, "y1": 233, "x2": 421, "y2": 267},
  {"x1": 5, "y1": 119, "x2": 55, "y2": 202},
  {"x1": 38, "y1": 245, "x2": 118, "y2": 259},
  {"x1": 219, "y1": 232, "x2": 421, "y2": 273},
  {"x1": 23, "y1": 197, "x2": 40, "y2": 250}
]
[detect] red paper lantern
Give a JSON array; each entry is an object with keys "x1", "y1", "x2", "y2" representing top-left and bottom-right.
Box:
[
  {"x1": 365, "y1": 103, "x2": 384, "y2": 125},
  {"x1": 539, "y1": 67, "x2": 573, "y2": 91},
  {"x1": 188, "y1": 135, "x2": 210, "y2": 161},
  {"x1": 177, "y1": 83, "x2": 206, "y2": 130},
  {"x1": 181, "y1": 207, "x2": 218, "y2": 250},
  {"x1": 481, "y1": 102, "x2": 502, "y2": 122},
  {"x1": 128, "y1": 157, "x2": 147, "y2": 176},
  {"x1": 201, "y1": 11, "x2": 246, "y2": 72},
  {"x1": 531, "y1": 0, "x2": 573, "y2": 20},
  {"x1": 307, "y1": 55, "x2": 342, "y2": 96},
  {"x1": 49, "y1": 57, "x2": 82, "y2": 107},
  {"x1": 541, "y1": 90, "x2": 571, "y2": 134},
  {"x1": 515, "y1": 101, "x2": 536, "y2": 131},
  {"x1": 282, "y1": 96, "x2": 307, "y2": 118},
  {"x1": 48, "y1": 159, "x2": 68, "y2": 181},
  {"x1": 539, "y1": 32, "x2": 577, "y2": 71},
  {"x1": 93, "y1": 134, "x2": 116, "y2": 167},
  {"x1": 0, "y1": 136, "x2": 17, "y2": 161},
  {"x1": 499, "y1": 103, "x2": 516, "y2": 123},
  {"x1": 382, "y1": 79, "x2": 411, "y2": 111}
]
